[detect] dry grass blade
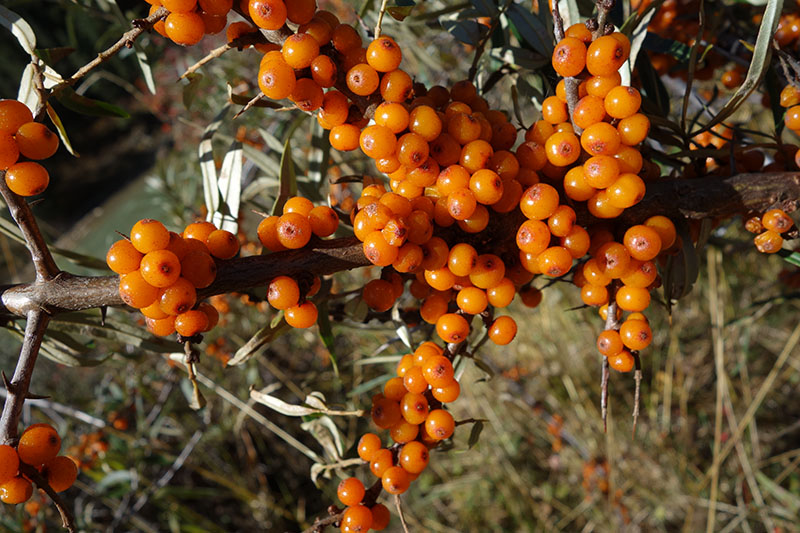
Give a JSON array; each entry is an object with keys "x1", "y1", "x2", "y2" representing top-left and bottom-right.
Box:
[{"x1": 706, "y1": 248, "x2": 725, "y2": 533}]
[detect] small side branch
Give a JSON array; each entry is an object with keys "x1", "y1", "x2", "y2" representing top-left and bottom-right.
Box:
[
  {"x1": 375, "y1": 0, "x2": 391, "y2": 38},
  {"x1": 0, "y1": 310, "x2": 51, "y2": 444},
  {"x1": 19, "y1": 463, "x2": 76, "y2": 533},
  {"x1": 0, "y1": 171, "x2": 59, "y2": 281}
]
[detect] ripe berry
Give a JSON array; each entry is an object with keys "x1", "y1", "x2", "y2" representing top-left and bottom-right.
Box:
[
  {"x1": 362, "y1": 279, "x2": 396, "y2": 312},
  {"x1": 0, "y1": 100, "x2": 33, "y2": 134},
  {"x1": 342, "y1": 504, "x2": 373, "y2": 532},
  {"x1": 160, "y1": 277, "x2": 197, "y2": 315},
  {"x1": 165, "y1": 12, "x2": 205, "y2": 46},
  {"x1": 370, "y1": 503, "x2": 391, "y2": 530},
  {"x1": 608, "y1": 349, "x2": 635, "y2": 372},
  {"x1": 277, "y1": 212, "x2": 312, "y2": 249},
  {"x1": 131, "y1": 219, "x2": 170, "y2": 254},
  {"x1": 180, "y1": 250, "x2": 217, "y2": 289},
  {"x1": 544, "y1": 131, "x2": 581, "y2": 166},
  {"x1": 399, "y1": 441, "x2": 429, "y2": 474},
  {"x1": 488, "y1": 315, "x2": 517, "y2": 345},
  {"x1": 17, "y1": 424, "x2": 60, "y2": 466},
  {"x1": 620, "y1": 319, "x2": 653, "y2": 351},
  {"x1": 0, "y1": 445, "x2": 19, "y2": 485},
  {"x1": 258, "y1": 59, "x2": 297, "y2": 100},
  {"x1": 367, "y1": 36, "x2": 403, "y2": 72},
  {"x1": 436, "y1": 313, "x2": 470, "y2": 343},
  {"x1": 42, "y1": 456, "x2": 79, "y2": 492},
  {"x1": 14, "y1": 122, "x2": 59, "y2": 160},
  {"x1": 615, "y1": 285, "x2": 651, "y2": 312},
  {"x1": 4, "y1": 161, "x2": 49, "y2": 196},
  {"x1": 586, "y1": 34, "x2": 628, "y2": 76},
  {"x1": 381, "y1": 465, "x2": 411, "y2": 495},
  {"x1": 761, "y1": 209, "x2": 793, "y2": 233},
  {"x1": 347, "y1": 63, "x2": 380, "y2": 96},
  {"x1": 400, "y1": 392, "x2": 429, "y2": 425},
  {"x1": 358, "y1": 433, "x2": 382, "y2": 461},
  {"x1": 425, "y1": 409, "x2": 455, "y2": 440},
  {"x1": 552, "y1": 37, "x2": 587, "y2": 77},
  {"x1": 0, "y1": 477, "x2": 32, "y2": 504},
  {"x1": 337, "y1": 477, "x2": 365, "y2": 507},
  {"x1": 432, "y1": 379, "x2": 461, "y2": 403},
  {"x1": 119, "y1": 271, "x2": 159, "y2": 309},
  {"x1": 754, "y1": 230, "x2": 783, "y2": 253},
  {"x1": 623, "y1": 225, "x2": 662, "y2": 261},
  {"x1": 369, "y1": 448, "x2": 393, "y2": 477},
  {"x1": 249, "y1": 0, "x2": 287, "y2": 29},
  {"x1": 284, "y1": 301, "x2": 318, "y2": 328},
  {"x1": 106, "y1": 240, "x2": 144, "y2": 275},
  {"x1": 174, "y1": 310, "x2": 210, "y2": 337}
]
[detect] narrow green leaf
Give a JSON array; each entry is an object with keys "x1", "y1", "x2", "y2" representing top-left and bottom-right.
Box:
[
  {"x1": 441, "y1": 18, "x2": 484, "y2": 46},
  {"x1": 45, "y1": 101, "x2": 78, "y2": 156},
  {"x1": 316, "y1": 301, "x2": 340, "y2": 378},
  {"x1": 272, "y1": 117, "x2": 306, "y2": 215},
  {"x1": 691, "y1": 0, "x2": 784, "y2": 135},
  {"x1": 183, "y1": 73, "x2": 203, "y2": 111},
  {"x1": 35, "y1": 47, "x2": 74, "y2": 66},
  {"x1": 488, "y1": 46, "x2": 548, "y2": 70},
  {"x1": 210, "y1": 140, "x2": 243, "y2": 233},
  {"x1": 388, "y1": 5, "x2": 415, "y2": 20},
  {"x1": 0, "y1": 5, "x2": 36, "y2": 54},
  {"x1": 54, "y1": 87, "x2": 129, "y2": 118},
  {"x1": 468, "y1": 420, "x2": 484, "y2": 449},
  {"x1": 778, "y1": 249, "x2": 800, "y2": 267},
  {"x1": 663, "y1": 218, "x2": 700, "y2": 307},
  {"x1": 506, "y1": 4, "x2": 554, "y2": 57},
  {"x1": 470, "y1": 0, "x2": 498, "y2": 16},
  {"x1": 308, "y1": 121, "x2": 332, "y2": 192}
]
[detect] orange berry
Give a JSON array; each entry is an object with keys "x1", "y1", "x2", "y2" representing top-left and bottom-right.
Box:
[
  {"x1": 537, "y1": 246, "x2": 572, "y2": 277},
  {"x1": 276, "y1": 212, "x2": 312, "y2": 249},
  {"x1": 362, "y1": 279, "x2": 396, "y2": 312},
  {"x1": 197, "y1": 301, "x2": 219, "y2": 330},
  {"x1": 180, "y1": 250, "x2": 216, "y2": 289},
  {"x1": 489, "y1": 315, "x2": 517, "y2": 345},
  {"x1": 586, "y1": 34, "x2": 628, "y2": 76},
  {"x1": 338, "y1": 477, "x2": 365, "y2": 507},
  {"x1": 606, "y1": 173, "x2": 646, "y2": 208},
  {"x1": 17, "y1": 424, "x2": 60, "y2": 466},
  {"x1": 615, "y1": 285, "x2": 651, "y2": 312},
  {"x1": 617, "y1": 114, "x2": 650, "y2": 146},
  {"x1": 762, "y1": 208, "x2": 794, "y2": 233},
  {"x1": 623, "y1": 225, "x2": 662, "y2": 261},
  {"x1": 608, "y1": 349, "x2": 635, "y2": 372},
  {"x1": 520, "y1": 183, "x2": 560, "y2": 220},
  {"x1": 258, "y1": 59, "x2": 296, "y2": 100},
  {"x1": 552, "y1": 37, "x2": 587, "y2": 77},
  {"x1": 267, "y1": 276, "x2": 300, "y2": 310},
  {"x1": 342, "y1": 504, "x2": 374, "y2": 532},
  {"x1": 174, "y1": 310, "x2": 209, "y2": 337},
  {"x1": 164, "y1": 12, "x2": 205, "y2": 45},
  {"x1": 139, "y1": 249, "x2": 182, "y2": 288},
  {"x1": 381, "y1": 465, "x2": 410, "y2": 495},
  {"x1": 620, "y1": 318, "x2": 653, "y2": 351},
  {"x1": 119, "y1": 270, "x2": 160, "y2": 309},
  {"x1": 544, "y1": 131, "x2": 581, "y2": 166},
  {"x1": 380, "y1": 69, "x2": 413, "y2": 103},
  {"x1": 432, "y1": 379, "x2": 461, "y2": 403},
  {"x1": 425, "y1": 409, "x2": 455, "y2": 440},
  {"x1": 281, "y1": 33, "x2": 319, "y2": 69},
  {"x1": 347, "y1": 63, "x2": 380, "y2": 96},
  {"x1": 357, "y1": 433, "x2": 382, "y2": 461},
  {"x1": 580, "y1": 122, "x2": 621, "y2": 156},
  {"x1": 4, "y1": 161, "x2": 49, "y2": 196},
  {"x1": 0, "y1": 445, "x2": 19, "y2": 485},
  {"x1": 14, "y1": 122, "x2": 59, "y2": 160},
  {"x1": 249, "y1": 0, "x2": 287, "y2": 29},
  {"x1": 754, "y1": 230, "x2": 783, "y2": 253},
  {"x1": 284, "y1": 301, "x2": 317, "y2": 328},
  {"x1": 0, "y1": 477, "x2": 32, "y2": 504},
  {"x1": 289, "y1": 78, "x2": 323, "y2": 112},
  {"x1": 205, "y1": 229, "x2": 239, "y2": 259},
  {"x1": 399, "y1": 441, "x2": 429, "y2": 474},
  {"x1": 367, "y1": 36, "x2": 403, "y2": 72},
  {"x1": 436, "y1": 313, "x2": 470, "y2": 343},
  {"x1": 159, "y1": 277, "x2": 197, "y2": 315},
  {"x1": 0, "y1": 100, "x2": 33, "y2": 135},
  {"x1": 597, "y1": 329, "x2": 624, "y2": 356},
  {"x1": 106, "y1": 240, "x2": 144, "y2": 275}
]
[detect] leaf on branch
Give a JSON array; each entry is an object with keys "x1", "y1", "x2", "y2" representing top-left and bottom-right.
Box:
[
  {"x1": 45, "y1": 102, "x2": 78, "y2": 157},
  {"x1": 691, "y1": 0, "x2": 784, "y2": 135},
  {"x1": 199, "y1": 105, "x2": 229, "y2": 222},
  {"x1": 251, "y1": 388, "x2": 320, "y2": 417},
  {"x1": 54, "y1": 87, "x2": 129, "y2": 118},
  {"x1": 183, "y1": 73, "x2": 203, "y2": 110},
  {"x1": 505, "y1": 4, "x2": 553, "y2": 58},
  {"x1": 316, "y1": 301, "x2": 340, "y2": 378},
  {"x1": 17, "y1": 63, "x2": 37, "y2": 113},
  {"x1": 441, "y1": 18, "x2": 485, "y2": 46},
  {"x1": 662, "y1": 218, "x2": 700, "y2": 309},
  {"x1": 488, "y1": 46, "x2": 548, "y2": 70},
  {"x1": 468, "y1": 420, "x2": 484, "y2": 449},
  {"x1": 302, "y1": 416, "x2": 345, "y2": 460},
  {"x1": 228, "y1": 319, "x2": 290, "y2": 366},
  {"x1": 0, "y1": 5, "x2": 36, "y2": 55},
  {"x1": 210, "y1": 140, "x2": 243, "y2": 233},
  {"x1": 272, "y1": 120, "x2": 303, "y2": 215},
  {"x1": 779, "y1": 249, "x2": 800, "y2": 268},
  {"x1": 388, "y1": 0, "x2": 416, "y2": 21}
]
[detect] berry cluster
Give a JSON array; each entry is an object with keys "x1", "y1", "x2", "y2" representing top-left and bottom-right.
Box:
[
  {"x1": 780, "y1": 84, "x2": 800, "y2": 169},
  {"x1": 107, "y1": 219, "x2": 232, "y2": 338},
  {"x1": 746, "y1": 208, "x2": 795, "y2": 254},
  {"x1": 0, "y1": 424, "x2": 78, "y2": 504},
  {"x1": 0, "y1": 99, "x2": 59, "y2": 197},
  {"x1": 148, "y1": 0, "x2": 235, "y2": 46}
]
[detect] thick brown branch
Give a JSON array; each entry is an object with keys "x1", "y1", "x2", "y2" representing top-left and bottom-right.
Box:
[
  {"x1": 52, "y1": 7, "x2": 169, "y2": 92},
  {"x1": 0, "y1": 172, "x2": 797, "y2": 319},
  {"x1": 0, "y1": 171, "x2": 59, "y2": 282},
  {"x1": 0, "y1": 310, "x2": 50, "y2": 444}
]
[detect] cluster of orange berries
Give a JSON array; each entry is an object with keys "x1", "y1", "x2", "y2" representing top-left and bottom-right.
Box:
[
  {"x1": 335, "y1": 340, "x2": 461, "y2": 531},
  {"x1": 147, "y1": 0, "x2": 235, "y2": 46},
  {"x1": 780, "y1": 84, "x2": 800, "y2": 169},
  {"x1": 0, "y1": 424, "x2": 77, "y2": 504},
  {"x1": 107, "y1": 219, "x2": 234, "y2": 338},
  {"x1": 746, "y1": 208, "x2": 795, "y2": 254},
  {"x1": 0, "y1": 100, "x2": 59, "y2": 197}
]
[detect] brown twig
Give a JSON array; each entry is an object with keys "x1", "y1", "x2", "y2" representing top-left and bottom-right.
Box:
[
  {"x1": 375, "y1": 0, "x2": 391, "y2": 38},
  {"x1": 180, "y1": 32, "x2": 267, "y2": 80},
  {"x1": 233, "y1": 92, "x2": 267, "y2": 119},
  {"x1": 19, "y1": 462, "x2": 76, "y2": 532},
  {"x1": 0, "y1": 171, "x2": 59, "y2": 282},
  {"x1": 601, "y1": 288, "x2": 620, "y2": 433},
  {"x1": 632, "y1": 351, "x2": 642, "y2": 437},
  {"x1": 395, "y1": 494, "x2": 411, "y2": 533},
  {"x1": 0, "y1": 310, "x2": 51, "y2": 444},
  {"x1": 51, "y1": 7, "x2": 169, "y2": 92},
  {"x1": 592, "y1": 0, "x2": 614, "y2": 40},
  {"x1": 551, "y1": 0, "x2": 581, "y2": 132}
]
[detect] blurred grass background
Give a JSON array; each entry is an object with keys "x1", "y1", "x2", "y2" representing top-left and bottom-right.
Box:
[{"x1": 1, "y1": 0, "x2": 800, "y2": 531}]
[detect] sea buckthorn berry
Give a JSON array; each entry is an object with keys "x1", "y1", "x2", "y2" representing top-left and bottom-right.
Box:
[
  {"x1": 400, "y1": 392, "x2": 429, "y2": 425},
  {"x1": 358, "y1": 433, "x2": 381, "y2": 461},
  {"x1": 197, "y1": 302, "x2": 219, "y2": 331},
  {"x1": 403, "y1": 366, "x2": 429, "y2": 394},
  {"x1": 159, "y1": 277, "x2": 197, "y2": 315},
  {"x1": 520, "y1": 286, "x2": 543, "y2": 308},
  {"x1": 447, "y1": 243, "x2": 477, "y2": 277},
  {"x1": 393, "y1": 242, "x2": 423, "y2": 273},
  {"x1": 537, "y1": 246, "x2": 572, "y2": 277},
  {"x1": 586, "y1": 34, "x2": 628, "y2": 76},
  {"x1": 425, "y1": 409, "x2": 455, "y2": 440},
  {"x1": 0, "y1": 477, "x2": 32, "y2": 504},
  {"x1": 581, "y1": 284, "x2": 609, "y2": 306},
  {"x1": 446, "y1": 188, "x2": 477, "y2": 221},
  {"x1": 583, "y1": 155, "x2": 620, "y2": 188},
  {"x1": 423, "y1": 355, "x2": 455, "y2": 387},
  {"x1": 146, "y1": 316, "x2": 176, "y2": 336},
  {"x1": 390, "y1": 419, "x2": 420, "y2": 444},
  {"x1": 643, "y1": 216, "x2": 676, "y2": 250},
  {"x1": 563, "y1": 166, "x2": 595, "y2": 202},
  {"x1": 397, "y1": 133, "x2": 429, "y2": 169},
  {"x1": 369, "y1": 447, "x2": 394, "y2": 478},
  {"x1": 573, "y1": 95, "x2": 607, "y2": 130},
  {"x1": 588, "y1": 190, "x2": 624, "y2": 219},
  {"x1": 595, "y1": 242, "x2": 631, "y2": 279},
  {"x1": 370, "y1": 503, "x2": 391, "y2": 530},
  {"x1": 308, "y1": 205, "x2": 339, "y2": 237},
  {"x1": 174, "y1": 310, "x2": 209, "y2": 337},
  {"x1": 17, "y1": 424, "x2": 60, "y2": 466},
  {"x1": 205, "y1": 229, "x2": 238, "y2": 259},
  {"x1": 363, "y1": 231, "x2": 399, "y2": 266},
  {"x1": 331, "y1": 23, "x2": 361, "y2": 53},
  {"x1": 489, "y1": 150, "x2": 520, "y2": 180},
  {"x1": 470, "y1": 254, "x2": 505, "y2": 289},
  {"x1": 762, "y1": 209, "x2": 794, "y2": 233},
  {"x1": 487, "y1": 277, "x2": 515, "y2": 307},
  {"x1": 165, "y1": 12, "x2": 205, "y2": 46},
  {"x1": 754, "y1": 230, "x2": 783, "y2": 253},
  {"x1": 544, "y1": 131, "x2": 581, "y2": 166},
  {"x1": 614, "y1": 145, "x2": 643, "y2": 174},
  {"x1": 4, "y1": 161, "x2": 49, "y2": 196},
  {"x1": 380, "y1": 69, "x2": 413, "y2": 103},
  {"x1": 548, "y1": 205, "x2": 576, "y2": 238},
  {"x1": 785, "y1": 106, "x2": 800, "y2": 130},
  {"x1": 586, "y1": 72, "x2": 622, "y2": 99},
  {"x1": 420, "y1": 237, "x2": 449, "y2": 270},
  {"x1": 432, "y1": 378, "x2": 461, "y2": 403},
  {"x1": 561, "y1": 225, "x2": 591, "y2": 258},
  {"x1": 284, "y1": 301, "x2": 318, "y2": 328},
  {"x1": 249, "y1": 0, "x2": 287, "y2": 29},
  {"x1": 552, "y1": 37, "x2": 587, "y2": 77},
  {"x1": 489, "y1": 315, "x2": 517, "y2": 345},
  {"x1": 0, "y1": 445, "x2": 19, "y2": 485},
  {"x1": 597, "y1": 329, "x2": 624, "y2": 356},
  {"x1": 780, "y1": 85, "x2": 800, "y2": 107},
  {"x1": 106, "y1": 240, "x2": 143, "y2": 275},
  {"x1": 276, "y1": 212, "x2": 312, "y2": 249},
  {"x1": 607, "y1": 173, "x2": 646, "y2": 208},
  {"x1": 268, "y1": 276, "x2": 300, "y2": 310},
  {"x1": 583, "y1": 258, "x2": 612, "y2": 286},
  {"x1": 359, "y1": 125, "x2": 397, "y2": 160},
  {"x1": 384, "y1": 377, "x2": 407, "y2": 402},
  {"x1": 520, "y1": 183, "x2": 560, "y2": 220},
  {"x1": 372, "y1": 396, "x2": 402, "y2": 429},
  {"x1": 425, "y1": 267, "x2": 456, "y2": 291},
  {"x1": 289, "y1": 78, "x2": 323, "y2": 112},
  {"x1": 182, "y1": 221, "x2": 216, "y2": 243},
  {"x1": 179, "y1": 250, "x2": 216, "y2": 289},
  {"x1": 118, "y1": 270, "x2": 159, "y2": 309},
  {"x1": 382, "y1": 465, "x2": 410, "y2": 495},
  {"x1": 430, "y1": 134, "x2": 463, "y2": 167},
  {"x1": 258, "y1": 58, "x2": 296, "y2": 100},
  {"x1": 604, "y1": 86, "x2": 641, "y2": 119},
  {"x1": 139, "y1": 249, "x2": 181, "y2": 288},
  {"x1": 581, "y1": 122, "x2": 621, "y2": 156},
  {"x1": 309, "y1": 55, "x2": 336, "y2": 88},
  {"x1": 281, "y1": 33, "x2": 319, "y2": 69},
  {"x1": 436, "y1": 313, "x2": 470, "y2": 343},
  {"x1": 399, "y1": 441, "x2": 430, "y2": 474},
  {"x1": 162, "y1": 0, "x2": 197, "y2": 12},
  {"x1": 469, "y1": 169, "x2": 504, "y2": 205},
  {"x1": 620, "y1": 318, "x2": 653, "y2": 351},
  {"x1": 624, "y1": 225, "x2": 662, "y2": 261},
  {"x1": 0, "y1": 100, "x2": 33, "y2": 134},
  {"x1": 460, "y1": 139, "x2": 493, "y2": 173},
  {"x1": 608, "y1": 350, "x2": 635, "y2": 372},
  {"x1": 437, "y1": 165, "x2": 470, "y2": 196},
  {"x1": 283, "y1": 196, "x2": 314, "y2": 217},
  {"x1": 374, "y1": 102, "x2": 410, "y2": 134},
  {"x1": 0, "y1": 131, "x2": 19, "y2": 168},
  {"x1": 447, "y1": 113, "x2": 482, "y2": 145},
  {"x1": 317, "y1": 91, "x2": 349, "y2": 129},
  {"x1": 347, "y1": 63, "x2": 380, "y2": 96},
  {"x1": 493, "y1": 178, "x2": 524, "y2": 213},
  {"x1": 329, "y1": 124, "x2": 361, "y2": 151},
  {"x1": 14, "y1": 122, "x2": 59, "y2": 160},
  {"x1": 367, "y1": 36, "x2": 403, "y2": 72},
  {"x1": 542, "y1": 96, "x2": 569, "y2": 124},
  {"x1": 342, "y1": 504, "x2": 374, "y2": 532},
  {"x1": 338, "y1": 477, "x2": 366, "y2": 507},
  {"x1": 457, "y1": 203, "x2": 490, "y2": 233},
  {"x1": 617, "y1": 113, "x2": 650, "y2": 146},
  {"x1": 620, "y1": 259, "x2": 658, "y2": 288},
  {"x1": 616, "y1": 285, "x2": 651, "y2": 312},
  {"x1": 363, "y1": 279, "x2": 396, "y2": 312}
]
